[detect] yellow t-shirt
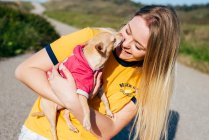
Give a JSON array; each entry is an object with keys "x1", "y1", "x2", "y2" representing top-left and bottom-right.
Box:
[{"x1": 24, "y1": 27, "x2": 142, "y2": 140}]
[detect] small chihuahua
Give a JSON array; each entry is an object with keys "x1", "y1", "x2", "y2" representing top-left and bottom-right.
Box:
[{"x1": 31, "y1": 31, "x2": 123, "y2": 140}]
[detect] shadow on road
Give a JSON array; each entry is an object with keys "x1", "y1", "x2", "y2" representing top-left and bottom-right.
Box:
[
  {"x1": 112, "y1": 110, "x2": 180, "y2": 140},
  {"x1": 167, "y1": 110, "x2": 180, "y2": 140}
]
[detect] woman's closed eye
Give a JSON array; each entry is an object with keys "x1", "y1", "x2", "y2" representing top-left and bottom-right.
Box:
[
  {"x1": 125, "y1": 23, "x2": 146, "y2": 51},
  {"x1": 135, "y1": 41, "x2": 146, "y2": 51},
  {"x1": 125, "y1": 27, "x2": 131, "y2": 35},
  {"x1": 135, "y1": 44, "x2": 141, "y2": 50},
  {"x1": 126, "y1": 26, "x2": 141, "y2": 51},
  {"x1": 125, "y1": 23, "x2": 132, "y2": 35}
]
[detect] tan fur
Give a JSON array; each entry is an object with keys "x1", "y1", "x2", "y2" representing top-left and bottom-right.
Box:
[{"x1": 31, "y1": 31, "x2": 123, "y2": 140}]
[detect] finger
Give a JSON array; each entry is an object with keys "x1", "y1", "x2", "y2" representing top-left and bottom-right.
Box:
[
  {"x1": 51, "y1": 66, "x2": 60, "y2": 77},
  {"x1": 59, "y1": 64, "x2": 73, "y2": 80},
  {"x1": 93, "y1": 71, "x2": 99, "y2": 81},
  {"x1": 93, "y1": 71, "x2": 99, "y2": 86},
  {"x1": 94, "y1": 72, "x2": 102, "y2": 89},
  {"x1": 47, "y1": 71, "x2": 53, "y2": 80},
  {"x1": 47, "y1": 71, "x2": 51, "y2": 77},
  {"x1": 97, "y1": 72, "x2": 102, "y2": 81},
  {"x1": 95, "y1": 72, "x2": 102, "y2": 86}
]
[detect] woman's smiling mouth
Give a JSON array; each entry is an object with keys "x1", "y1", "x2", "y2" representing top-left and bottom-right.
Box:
[{"x1": 120, "y1": 46, "x2": 132, "y2": 56}]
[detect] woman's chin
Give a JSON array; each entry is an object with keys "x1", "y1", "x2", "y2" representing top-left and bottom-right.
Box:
[
  {"x1": 121, "y1": 51, "x2": 132, "y2": 59},
  {"x1": 118, "y1": 53, "x2": 131, "y2": 62},
  {"x1": 115, "y1": 46, "x2": 133, "y2": 61}
]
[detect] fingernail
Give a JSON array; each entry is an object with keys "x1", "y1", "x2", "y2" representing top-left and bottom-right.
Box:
[
  {"x1": 59, "y1": 63, "x2": 64, "y2": 70},
  {"x1": 62, "y1": 65, "x2": 66, "y2": 70}
]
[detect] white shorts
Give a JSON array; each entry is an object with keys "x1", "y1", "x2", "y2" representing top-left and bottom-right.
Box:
[{"x1": 18, "y1": 125, "x2": 48, "y2": 140}]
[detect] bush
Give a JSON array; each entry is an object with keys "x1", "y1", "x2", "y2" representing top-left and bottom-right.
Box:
[{"x1": 0, "y1": 5, "x2": 59, "y2": 57}]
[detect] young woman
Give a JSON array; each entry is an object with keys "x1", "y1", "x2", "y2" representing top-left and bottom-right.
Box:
[{"x1": 15, "y1": 5, "x2": 180, "y2": 140}]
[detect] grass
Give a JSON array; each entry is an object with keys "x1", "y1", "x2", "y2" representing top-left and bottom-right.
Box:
[
  {"x1": 180, "y1": 41, "x2": 209, "y2": 62},
  {"x1": 45, "y1": 11, "x2": 128, "y2": 30},
  {"x1": 179, "y1": 24, "x2": 209, "y2": 73},
  {"x1": 43, "y1": 0, "x2": 140, "y2": 30}
]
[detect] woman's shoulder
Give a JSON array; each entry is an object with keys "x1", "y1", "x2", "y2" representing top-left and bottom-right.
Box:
[{"x1": 92, "y1": 27, "x2": 116, "y2": 32}]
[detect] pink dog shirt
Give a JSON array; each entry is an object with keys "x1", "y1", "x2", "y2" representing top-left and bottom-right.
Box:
[{"x1": 58, "y1": 45, "x2": 94, "y2": 98}]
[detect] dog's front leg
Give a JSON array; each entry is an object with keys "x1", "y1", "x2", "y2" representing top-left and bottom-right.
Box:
[
  {"x1": 78, "y1": 95, "x2": 91, "y2": 131},
  {"x1": 98, "y1": 90, "x2": 114, "y2": 118}
]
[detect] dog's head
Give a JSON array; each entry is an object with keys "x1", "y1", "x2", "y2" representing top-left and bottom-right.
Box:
[{"x1": 84, "y1": 31, "x2": 123, "y2": 70}]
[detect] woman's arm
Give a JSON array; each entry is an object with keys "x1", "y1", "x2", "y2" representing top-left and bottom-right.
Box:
[
  {"x1": 48, "y1": 65, "x2": 137, "y2": 139},
  {"x1": 15, "y1": 27, "x2": 97, "y2": 106},
  {"x1": 15, "y1": 48, "x2": 65, "y2": 106}
]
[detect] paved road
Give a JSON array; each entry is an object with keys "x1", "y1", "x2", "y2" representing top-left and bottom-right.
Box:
[
  {"x1": 31, "y1": 2, "x2": 78, "y2": 35},
  {"x1": 0, "y1": 2, "x2": 209, "y2": 140}
]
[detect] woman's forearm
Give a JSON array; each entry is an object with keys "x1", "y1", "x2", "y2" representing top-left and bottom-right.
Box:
[
  {"x1": 15, "y1": 66, "x2": 64, "y2": 107},
  {"x1": 15, "y1": 49, "x2": 65, "y2": 107}
]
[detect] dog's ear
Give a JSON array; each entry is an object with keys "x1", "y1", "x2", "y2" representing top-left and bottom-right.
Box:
[{"x1": 95, "y1": 42, "x2": 106, "y2": 54}]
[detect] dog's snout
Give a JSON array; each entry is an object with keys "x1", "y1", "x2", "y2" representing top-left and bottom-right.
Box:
[
  {"x1": 113, "y1": 33, "x2": 125, "y2": 48},
  {"x1": 110, "y1": 35, "x2": 116, "y2": 43},
  {"x1": 115, "y1": 34, "x2": 124, "y2": 43},
  {"x1": 121, "y1": 38, "x2": 125, "y2": 44}
]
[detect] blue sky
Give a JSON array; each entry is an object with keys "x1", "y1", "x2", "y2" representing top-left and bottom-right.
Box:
[{"x1": 132, "y1": 0, "x2": 209, "y2": 6}]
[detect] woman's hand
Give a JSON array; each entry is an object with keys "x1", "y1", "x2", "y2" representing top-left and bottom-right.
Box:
[
  {"x1": 47, "y1": 64, "x2": 78, "y2": 110},
  {"x1": 89, "y1": 71, "x2": 103, "y2": 99},
  {"x1": 47, "y1": 64, "x2": 76, "y2": 94}
]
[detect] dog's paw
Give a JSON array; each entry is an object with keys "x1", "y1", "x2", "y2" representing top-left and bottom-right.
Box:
[
  {"x1": 66, "y1": 121, "x2": 79, "y2": 133},
  {"x1": 83, "y1": 116, "x2": 91, "y2": 131},
  {"x1": 106, "y1": 110, "x2": 114, "y2": 118},
  {"x1": 69, "y1": 125, "x2": 79, "y2": 133}
]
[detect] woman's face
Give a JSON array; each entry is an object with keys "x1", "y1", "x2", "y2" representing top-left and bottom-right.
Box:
[{"x1": 116, "y1": 16, "x2": 150, "y2": 62}]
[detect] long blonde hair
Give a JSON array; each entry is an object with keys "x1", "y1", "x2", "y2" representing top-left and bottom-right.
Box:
[{"x1": 131, "y1": 5, "x2": 180, "y2": 140}]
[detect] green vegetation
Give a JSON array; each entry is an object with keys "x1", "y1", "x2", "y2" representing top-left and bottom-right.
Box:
[
  {"x1": 21, "y1": 2, "x2": 34, "y2": 12},
  {"x1": 0, "y1": 5, "x2": 59, "y2": 57},
  {"x1": 180, "y1": 24, "x2": 209, "y2": 62},
  {"x1": 179, "y1": 24, "x2": 209, "y2": 73},
  {"x1": 45, "y1": 11, "x2": 126, "y2": 29},
  {"x1": 43, "y1": 0, "x2": 142, "y2": 30},
  {"x1": 177, "y1": 6, "x2": 209, "y2": 25}
]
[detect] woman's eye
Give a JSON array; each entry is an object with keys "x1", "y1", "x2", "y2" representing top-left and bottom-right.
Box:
[
  {"x1": 126, "y1": 28, "x2": 131, "y2": 35},
  {"x1": 135, "y1": 45, "x2": 140, "y2": 50}
]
